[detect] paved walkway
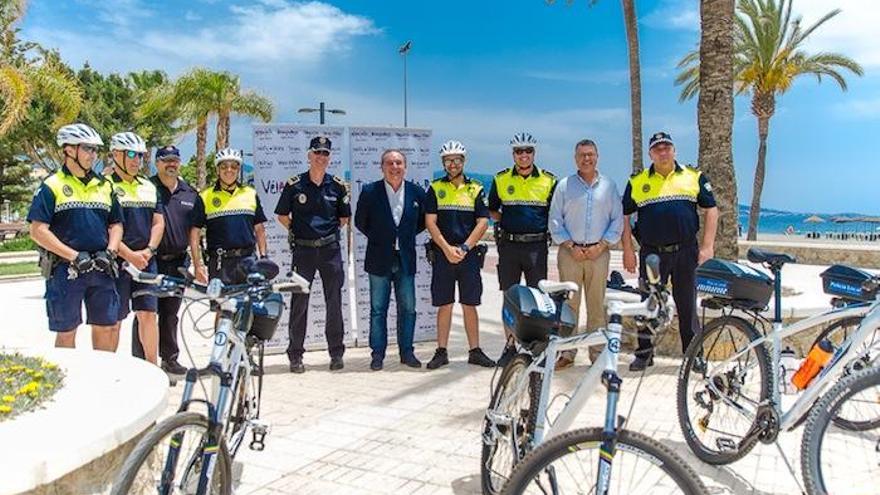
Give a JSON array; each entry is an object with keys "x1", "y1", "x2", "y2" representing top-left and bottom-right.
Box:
[{"x1": 0, "y1": 254, "x2": 840, "y2": 494}]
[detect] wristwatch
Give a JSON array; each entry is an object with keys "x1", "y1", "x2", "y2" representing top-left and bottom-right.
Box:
[
  {"x1": 459, "y1": 243, "x2": 470, "y2": 253},
  {"x1": 147, "y1": 246, "x2": 157, "y2": 256}
]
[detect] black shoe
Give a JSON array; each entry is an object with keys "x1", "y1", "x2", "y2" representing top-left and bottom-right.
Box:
[
  {"x1": 161, "y1": 360, "x2": 187, "y2": 376},
  {"x1": 629, "y1": 355, "x2": 654, "y2": 372},
  {"x1": 329, "y1": 356, "x2": 344, "y2": 371},
  {"x1": 401, "y1": 355, "x2": 422, "y2": 368},
  {"x1": 370, "y1": 357, "x2": 383, "y2": 371},
  {"x1": 426, "y1": 348, "x2": 449, "y2": 370},
  {"x1": 496, "y1": 345, "x2": 517, "y2": 368},
  {"x1": 289, "y1": 358, "x2": 305, "y2": 374},
  {"x1": 468, "y1": 347, "x2": 496, "y2": 368}
]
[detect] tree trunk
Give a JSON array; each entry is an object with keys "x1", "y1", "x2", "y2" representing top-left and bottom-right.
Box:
[
  {"x1": 196, "y1": 117, "x2": 207, "y2": 190},
  {"x1": 621, "y1": 0, "x2": 643, "y2": 173},
  {"x1": 215, "y1": 111, "x2": 229, "y2": 151},
  {"x1": 747, "y1": 113, "x2": 771, "y2": 241},
  {"x1": 697, "y1": 0, "x2": 738, "y2": 260}
]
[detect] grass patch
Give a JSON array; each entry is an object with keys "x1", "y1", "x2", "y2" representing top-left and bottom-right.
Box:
[
  {"x1": 0, "y1": 261, "x2": 39, "y2": 276},
  {"x1": 0, "y1": 353, "x2": 65, "y2": 421},
  {"x1": 0, "y1": 236, "x2": 36, "y2": 253}
]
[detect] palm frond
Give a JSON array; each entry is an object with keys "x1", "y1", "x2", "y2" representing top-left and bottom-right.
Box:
[{"x1": 0, "y1": 63, "x2": 31, "y2": 135}]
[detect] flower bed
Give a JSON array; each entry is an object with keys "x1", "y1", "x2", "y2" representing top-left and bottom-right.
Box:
[{"x1": 0, "y1": 353, "x2": 64, "y2": 421}]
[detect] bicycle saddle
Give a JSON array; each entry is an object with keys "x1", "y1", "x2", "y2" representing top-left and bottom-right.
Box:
[
  {"x1": 746, "y1": 247, "x2": 797, "y2": 267},
  {"x1": 538, "y1": 280, "x2": 579, "y2": 295}
]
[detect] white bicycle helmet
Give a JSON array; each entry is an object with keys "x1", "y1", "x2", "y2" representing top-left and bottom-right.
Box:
[
  {"x1": 215, "y1": 147, "x2": 242, "y2": 165},
  {"x1": 510, "y1": 132, "x2": 537, "y2": 149},
  {"x1": 110, "y1": 131, "x2": 147, "y2": 153},
  {"x1": 56, "y1": 123, "x2": 103, "y2": 147},
  {"x1": 439, "y1": 140, "x2": 467, "y2": 158}
]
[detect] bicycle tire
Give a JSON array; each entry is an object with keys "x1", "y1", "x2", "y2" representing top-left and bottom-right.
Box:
[
  {"x1": 501, "y1": 427, "x2": 708, "y2": 495},
  {"x1": 801, "y1": 366, "x2": 880, "y2": 495},
  {"x1": 481, "y1": 353, "x2": 542, "y2": 495},
  {"x1": 677, "y1": 315, "x2": 771, "y2": 465},
  {"x1": 809, "y1": 315, "x2": 880, "y2": 431},
  {"x1": 111, "y1": 412, "x2": 233, "y2": 495}
]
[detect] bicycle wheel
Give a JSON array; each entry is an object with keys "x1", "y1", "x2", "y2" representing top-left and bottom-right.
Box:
[
  {"x1": 481, "y1": 353, "x2": 541, "y2": 495},
  {"x1": 112, "y1": 412, "x2": 233, "y2": 495},
  {"x1": 501, "y1": 427, "x2": 708, "y2": 495},
  {"x1": 801, "y1": 366, "x2": 880, "y2": 495},
  {"x1": 809, "y1": 315, "x2": 880, "y2": 430},
  {"x1": 677, "y1": 315, "x2": 771, "y2": 465}
]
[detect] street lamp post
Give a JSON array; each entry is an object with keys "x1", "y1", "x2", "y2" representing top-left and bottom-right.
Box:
[
  {"x1": 399, "y1": 40, "x2": 412, "y2": 127},
  {"x1": 297, "y1": 102, "x2": 346, "y2": 125}
]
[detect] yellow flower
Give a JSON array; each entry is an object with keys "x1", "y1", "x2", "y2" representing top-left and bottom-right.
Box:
[
  {"x1": 17, "y1": 382, "x2": 39, "y2": 395},
  {"x1": 2, "y1": 395, "x2": 13, "y2": 403},
  {"x1": 31, "y1": 371, "x2": 44, "y2": 380},
  {"x1": 4, "y1": 377, "x2": 13, "y2": 384},
  {"x1": 0, "y1": 405, "x2": 11, "y2": 413},
  {"x1": 41, "y1": 362, "x2": 57, "y2": 370}
]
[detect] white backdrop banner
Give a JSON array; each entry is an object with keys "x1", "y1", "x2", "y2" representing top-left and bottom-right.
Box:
[
  {"x1": 252, "y1": 124, "x2": 352, "y2": 352},
  {"x1": 349, "y1": 127, "x2": 437, "y2": 347}
]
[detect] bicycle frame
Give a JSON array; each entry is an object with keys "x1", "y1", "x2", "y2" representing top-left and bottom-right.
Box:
[{"x1": 701, "y1": 295, "x2": 877, "y2": 432}]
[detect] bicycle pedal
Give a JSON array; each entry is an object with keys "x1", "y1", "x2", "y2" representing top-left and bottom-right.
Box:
[{"x1": 249, "y1": 420, "x2": 270, "y2": 451}]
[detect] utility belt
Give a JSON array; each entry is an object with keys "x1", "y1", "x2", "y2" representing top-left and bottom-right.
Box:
[
  {"x1": 39, "y1": 247, "x2": 118, "y2": 280},
  {"x1": 424, "y1": 240, "x2": 488, "y2": 268},
  {"x1": 291, "y1": 233, "x2": 340, "y2": 249},
  {"x1": 642, "y1": 241, "x2": 693, "y2": 254},
  {"x1": 494, "y1": 228, "x2": 549, "y2": 244},
  {"x1": 207, "y1": 247, "x2": 254, "y2": 272}
]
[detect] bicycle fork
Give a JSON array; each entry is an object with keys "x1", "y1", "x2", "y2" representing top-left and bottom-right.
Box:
[{"x1": 596, "y1": 370, "x2": 624, "y2": 495}]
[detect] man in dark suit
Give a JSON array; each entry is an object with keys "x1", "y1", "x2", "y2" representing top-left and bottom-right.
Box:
[{"x1": 354, "y1": 149, "x2": 426, "y2": 371}]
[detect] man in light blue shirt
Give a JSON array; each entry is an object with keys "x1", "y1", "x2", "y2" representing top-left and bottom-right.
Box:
[{"x1": 549, "y1": 139, "x2": 623, "y2": 369}]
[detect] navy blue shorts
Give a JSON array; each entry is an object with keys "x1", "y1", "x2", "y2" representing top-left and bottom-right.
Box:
[
  {"x1": 116, "y1": 258, "x2": 158, "y2": 320},
  {"x1": 431, "y1": 249, "x2": 483, "y2": 306},
  {"x1": 45, "y1": 264, "x2": 119, "y2": 332}
]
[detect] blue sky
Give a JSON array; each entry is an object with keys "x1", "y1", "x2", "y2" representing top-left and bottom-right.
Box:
[{"x1": 19, "y1": 0, "x2": 880, "y2": 213}]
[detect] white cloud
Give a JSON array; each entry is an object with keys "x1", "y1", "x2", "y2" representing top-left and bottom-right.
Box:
[
  {"x1": 75, "y1": 0, "x2": 154, "y2": 29},
  {"x1": 795, "y1": 0, "x2": 880, "y2": 68},
  {"x1": 642, "y1": 0, "x2": 698, "y2": 31},
  {"x1": 184, "y1": 11, "x2": 202, "y2": 22},
  {"x1": 141, "y1": 1, "x2": 377, "y2": 63}
]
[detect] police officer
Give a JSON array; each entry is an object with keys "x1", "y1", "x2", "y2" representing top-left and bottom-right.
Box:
[
  {"x1": 189, "y1": 147, "x2": 268, "y2": 286},
  {"x1": 424, "y1": 140, "x2": 495, "y2": 370},
  {"x1": 274, "y1": 136, "x2": 349, "y2": 373},
  {"x1": 621, "y1": 131, "x2": 719, "y2": 371},
  {"x1": 108, "y1": 132, "x2": 165, "y2": 364},
  {"x1": 131, "y1": 145, "x2": 197, "y2": 375},
  {"x1": 27, "y1": 123, "x2": 123, "y2": 350},
  {"x1": 488, "y1": 132, "x2": 557, "y2": 367}
]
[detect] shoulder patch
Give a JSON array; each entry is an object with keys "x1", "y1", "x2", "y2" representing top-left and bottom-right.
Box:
[
  {"x1": 542, "y1": 169, "x2": 556, "y2": 178},
  {"x1": 495, "y1": 168, "x2": 510, "y2": 176},
  {"x1": 287, "y1": 175, "x2": 300, "y2": 186},
  {"x1": 332, "y1": 175, "x2": 347, "y2": 187}
]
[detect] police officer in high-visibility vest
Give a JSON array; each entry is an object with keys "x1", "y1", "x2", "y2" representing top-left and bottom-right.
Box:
[
  {"x1": 621, "y1": 131, "x2": 719, "y2": 371},
  {"x1": 274, "y1": 136, "x2": 350, "y2": 374},
  {"x1": 189, "y1": 148, "x2": 268, "y2": 285},
  {"x1": 424, "y1": 140, "x2": 495, "y2": 370},
  {"x1": 27, "y1": 123, "x2": 123, "y2": 349},
  {"x1": 488, "y1": 132, "x2": 557, "y2": 367},
  {"x1": 107, "y1": 132, "x2": 165, "y2": 364}
]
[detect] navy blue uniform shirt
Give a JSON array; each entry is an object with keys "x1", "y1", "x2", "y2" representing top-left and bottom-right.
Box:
[
  {"x1": 152, "y1": 176, "x2": 198, "y2": 256},
  {"x1": 274, "y1": 172, "x2": 351, "y2": 240}
]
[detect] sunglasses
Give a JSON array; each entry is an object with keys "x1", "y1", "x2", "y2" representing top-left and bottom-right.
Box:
[
  {"x1": 218, "y1": 163, "x2": 240, "y2": 171},
  {"x1": 443, "y1": 157, "x2": 464, "y2": 166},
  {"x1": 125, "y1": 150, "x2": 145, "y2": 159},
  {"x1": 513, "y1": 148, "x2": 535, "y2": 155},
  {"x1": 312, "y1": 149, "x2": 331, "y2": 156},
  {"x1": 80, "y1": 144, "x2": 99, "y2": 154}
]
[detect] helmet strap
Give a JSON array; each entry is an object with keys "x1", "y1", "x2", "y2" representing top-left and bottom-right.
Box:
[
  {"x1": 65, "y1": 145, "x2": 90, "y2": 177},
  {"x1": 112, "y1": 153, "x2": 136, "y2": 181}
]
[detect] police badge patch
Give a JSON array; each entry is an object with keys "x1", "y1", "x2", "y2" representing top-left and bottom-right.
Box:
[
  {"x1": 507, "y1": 185, "x2": 515, "y2": 194},
  {"x1": 642, "y1": 184, "x2": 651, "y2": 193},
  {"x1": 212, "y1": 197, "x2": 221, "y2": 207},
  {"x1": 437, "y1": 190, "x2": 446, "y2": 199},
  {"x1": 62, "y1": 185, "x2": 73, "y2": 197},
  {"x1": 298, "y1": 193, "x2": 307, "y2": 204},
  {"x1": 704, "y1": 182, "x2": 713, "y2": 192},
  {"x1": 115, "y1": 187, "x2": 126, "y2": 197}
]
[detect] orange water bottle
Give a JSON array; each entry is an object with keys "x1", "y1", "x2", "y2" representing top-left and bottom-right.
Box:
[{"x1": 792, "y1": 340, "x2": 834, "y2": 390}]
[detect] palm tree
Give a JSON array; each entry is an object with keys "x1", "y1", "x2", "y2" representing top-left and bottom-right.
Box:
[
  {"x1": 0, "y1": 0, "x2": 82, "y2": 139},
  {"x1": 696, "y1": 0, "x2": 738, "y2": 260},
  {"x1": 677, "y1": 0, "x2": 863, "y2": 241},
  {"x1": 140, "y1": 68, "x2": 274, "y2": 188},
  {"x1": 547, "y1": 0, "x2": 643, "y2": 172}
]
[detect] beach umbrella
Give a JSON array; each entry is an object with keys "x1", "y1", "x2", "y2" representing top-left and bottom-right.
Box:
[
  {"x1": 831, "y1": 216, "x2": 854, "y2": 223},
  {"x1": 803, "y1": 215, "x2": 826, "y2": 223}
]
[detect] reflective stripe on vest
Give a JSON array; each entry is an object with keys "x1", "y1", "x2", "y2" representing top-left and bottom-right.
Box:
[
  {"x1": 113, "y1": 177, "x2": 158, "y2": 209},
  {"x1": 44, "y1": 171, "x2": 113, "y2": 213},
  {"x1": 493, "y1": 168, "x2": 555, "y2": 207},
  {"x1": 201, "y1": 185, "x2": 258, "y2": 220},
  {"x1": 628, "y1": 166, "x2": 702, "y2": 208},
  {"x1": 432, "y1": 178, "x2": 483, "y2": 212}
]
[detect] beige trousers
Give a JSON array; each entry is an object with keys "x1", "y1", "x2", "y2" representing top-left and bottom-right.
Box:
[{"x1": 557, "y1": 247, "x2": 611, "y2": 360}]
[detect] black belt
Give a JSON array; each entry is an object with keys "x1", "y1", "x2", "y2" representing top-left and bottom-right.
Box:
[
  {"x1": 157, "y1": 252, "x2": 187, "y2": 262},
  {"x1": 499, "y1": 231, "x2": 548, "y2": 243},
  {"x1": 213, "y1": 247, "x2": 254, "y2": 258},
  {"x1": 293, "y1": 233, "x2": 339, "y2": 248},
  {"x1": 643, "y1": 243, "x2": 681, "y2": 253},
  {"x1": 573, "y1": 242, "x2": 600, "y2": 248}
]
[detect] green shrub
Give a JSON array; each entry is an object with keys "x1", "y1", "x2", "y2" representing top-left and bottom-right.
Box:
[{"x1": 0, "y1": 235, "x2": 36, "y2": 252}]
